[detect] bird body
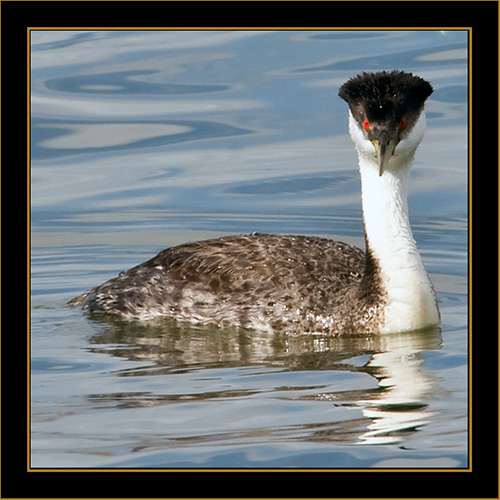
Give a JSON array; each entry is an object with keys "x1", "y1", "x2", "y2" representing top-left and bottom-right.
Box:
[
  {"x1": 71, "y1": 233, "x2": 372, "y2": 333},
  {"x1": 70, "y1": 71, "x2": 440, "y2": 335}
]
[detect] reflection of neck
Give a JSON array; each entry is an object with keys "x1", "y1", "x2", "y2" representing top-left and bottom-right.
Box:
[
  {"x1": 358, "y1": 330, "x2": 439, "y2": 445},
  {"x1": 355, "y1": 132, "x2": 439, "y2": 333}
]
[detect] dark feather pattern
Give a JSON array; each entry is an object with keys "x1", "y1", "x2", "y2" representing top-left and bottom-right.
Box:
[
  {"x1": 339, "y1": 70, "x2": 433, "y2": 136},
  {"x1": 70, "y1": 233, "x2": 384, "y2": 334}
]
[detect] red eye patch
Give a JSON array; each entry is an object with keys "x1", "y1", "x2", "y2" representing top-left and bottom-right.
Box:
[
  {"x1": 399, "y1": 117, "x2": 407, "y2": 130},
  {"x1": 363, "y1": 119, "x2": 370, "y2": 130}
]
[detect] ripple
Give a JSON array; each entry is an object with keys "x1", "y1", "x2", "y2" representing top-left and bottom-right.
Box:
[
  {"x1": 31, "y1": 118, "x2": 252, "y2": 159},
  {"x1": 224, "y1": 174, "x2": 351, "y2": 195},
  {"x1": 296, "y1": 42, "x2": 467, "y2": 72},
  {"x1": 44, "y1": 70, "x2": 230, "y2": 95}
]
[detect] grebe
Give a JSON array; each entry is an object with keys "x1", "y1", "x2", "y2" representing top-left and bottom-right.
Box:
[{"x1": 69, "y1": 71, "x2": 440, "y2": 335}]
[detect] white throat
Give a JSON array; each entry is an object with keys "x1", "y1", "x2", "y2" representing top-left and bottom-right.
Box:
[{"x1": 349, "y1": 111, "x2": 440, "y2": 333}]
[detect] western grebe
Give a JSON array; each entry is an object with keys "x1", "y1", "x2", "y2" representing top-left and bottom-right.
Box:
[{"x1": 69, "y1": 70, "x2": 440, "y2": 335}]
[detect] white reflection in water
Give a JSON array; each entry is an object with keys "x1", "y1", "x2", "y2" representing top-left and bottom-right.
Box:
[{"x1": 356, "y1": 331, "x2": 439, "y2": 445}]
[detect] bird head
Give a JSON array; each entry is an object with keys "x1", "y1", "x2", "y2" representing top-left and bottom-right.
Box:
[{"x1": 339, "y1": 71, "x2": 433, "y2": 175}]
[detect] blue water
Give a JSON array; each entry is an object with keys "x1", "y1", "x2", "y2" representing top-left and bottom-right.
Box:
[{"x1": 30, "y1": 30, "x2": 468, "y2": 468}]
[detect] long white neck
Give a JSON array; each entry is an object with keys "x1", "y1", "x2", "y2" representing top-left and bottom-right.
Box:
[{"x1": 349, "y1": 111, "x2": 440, "y2": 333}]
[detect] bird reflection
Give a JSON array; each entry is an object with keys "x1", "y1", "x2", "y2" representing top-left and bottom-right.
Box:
[
  {"x1": 353, "y1": 330, "x2": 441, "y2": 444},
  {"x1": 88, "y1": 317, "x2": 441, "y2": 445}
]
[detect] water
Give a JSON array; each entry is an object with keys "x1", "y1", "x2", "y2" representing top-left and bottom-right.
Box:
[{"x1": 30, "y1": 30, "x2": 469, "y2": 468}]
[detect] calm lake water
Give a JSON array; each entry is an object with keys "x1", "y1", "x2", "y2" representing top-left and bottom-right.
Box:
[{"x1": 30, "y1": 30, "x2": 468, "y2": 469}]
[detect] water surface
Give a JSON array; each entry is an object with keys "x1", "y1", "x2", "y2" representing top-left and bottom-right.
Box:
[{"x1": 30, "y1": 29, "x2": 468, "y2": 468}]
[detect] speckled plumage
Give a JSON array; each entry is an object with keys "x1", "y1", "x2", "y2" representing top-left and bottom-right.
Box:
[{"x1": 70, "y1": 233, "x2": 385, "y2": 334}]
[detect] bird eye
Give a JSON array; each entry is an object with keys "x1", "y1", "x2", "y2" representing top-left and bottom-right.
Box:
[
  {"x1": 399, "y1": 117, "x2": 407, "y2": 130},
  {"x1": 363, "y1": 119, "x2": 370, "y2": 130}
]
